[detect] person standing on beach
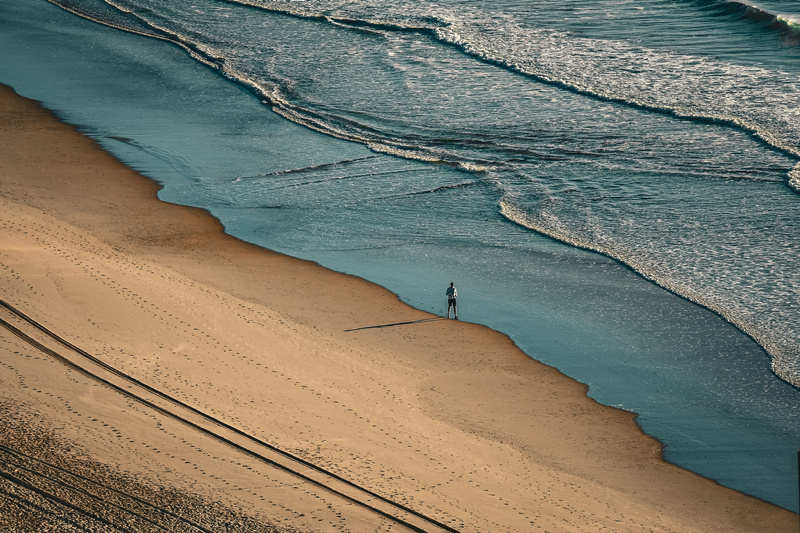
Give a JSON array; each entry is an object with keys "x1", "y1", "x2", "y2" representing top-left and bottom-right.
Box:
[{"x1": 446, "y1": 282, "x2": 458, "y2": 320}]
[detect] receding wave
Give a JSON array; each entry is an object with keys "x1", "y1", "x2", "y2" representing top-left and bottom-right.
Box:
[
  {"x1": 431, "y1": 24, "x2": 800, "y2": 166},
  {"x1": 48, "y1": 0, "x2": 800, "y2": 173},
  {"x1": 232, "y1": 156, "x2": 379, "y2": 182},
  {"x1": 499, "y1": 200, "x2": 800, "y2": 389},
  {"x1": 218, "y1": 0, "x2": 800, "y2": 167},
  {"x1": 405, "y1": 181, "x2": 480, "y2": 196},
  {"x1": 46, "y1": 0, "x2": 168, "y2": 40},
  {"x1": 218, "y1": 0, "x2": 439, "y2": 34}
]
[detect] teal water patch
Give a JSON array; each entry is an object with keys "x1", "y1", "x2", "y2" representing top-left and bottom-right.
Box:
[{"x1": 1, "y1": 0, "x2": 798, "y2": 512}]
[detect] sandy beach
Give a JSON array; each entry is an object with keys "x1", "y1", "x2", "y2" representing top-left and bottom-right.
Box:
[{"x1": 0, "y1": 83, "x2": 796, "y2": 532}]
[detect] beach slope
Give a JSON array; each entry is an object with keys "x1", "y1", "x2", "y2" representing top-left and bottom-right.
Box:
[{"x1": 0, "y1": 84, "x2": 795, "y2": 532}]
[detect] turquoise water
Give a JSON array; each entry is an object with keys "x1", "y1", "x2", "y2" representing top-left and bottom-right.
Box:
[{"x1": 1, "y1": 0, "x2": 798, "y2": 511}]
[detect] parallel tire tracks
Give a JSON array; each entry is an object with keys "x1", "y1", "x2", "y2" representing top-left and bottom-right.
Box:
[{"x1": 0, "y1": 299, "x2": 462, "y2": 533}]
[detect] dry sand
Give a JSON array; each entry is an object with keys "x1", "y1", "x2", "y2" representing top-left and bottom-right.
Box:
[{"x1": 0, "y1": 83, "x2": 796, "y2": 532}]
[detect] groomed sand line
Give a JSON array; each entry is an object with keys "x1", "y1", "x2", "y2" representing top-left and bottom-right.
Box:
[{"x1": 0, "y1": 83, "x2": 796, "y2": 532}]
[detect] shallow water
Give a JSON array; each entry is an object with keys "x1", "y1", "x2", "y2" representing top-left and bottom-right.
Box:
[{"x1": 1, "y1": 0, "x2": 798, "y2": 511}]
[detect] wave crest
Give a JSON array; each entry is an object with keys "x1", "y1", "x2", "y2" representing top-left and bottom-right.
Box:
[{"x1": 499, "y1": 199, "x2": 800, "y2": 389}]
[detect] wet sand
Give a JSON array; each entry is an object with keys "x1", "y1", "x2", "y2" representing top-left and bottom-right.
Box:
[{"x1": 0, "y1": 83, "x2": 796, "y2": 532}]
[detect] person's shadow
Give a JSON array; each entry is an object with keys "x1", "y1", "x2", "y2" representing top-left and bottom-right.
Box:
[{"x1": 344, "y1": 317, "x2": 447, "y2": 332}]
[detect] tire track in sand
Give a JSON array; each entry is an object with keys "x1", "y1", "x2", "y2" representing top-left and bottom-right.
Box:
[{"x1": 0, "y1": 299, "x2": 462, "y2": 533}]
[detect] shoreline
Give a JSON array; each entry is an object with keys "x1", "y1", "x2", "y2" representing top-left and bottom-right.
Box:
[
  {"x1": 500, "y1": 200, "x2": 796, "y2": 390},
  {"x1": 1, "y1": 83, "x2": 796, "y2": 531}
]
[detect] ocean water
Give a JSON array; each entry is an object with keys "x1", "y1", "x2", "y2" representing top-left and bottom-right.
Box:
[{"x1": 1, "y1": 0, "x2": 799, "y2": 512}]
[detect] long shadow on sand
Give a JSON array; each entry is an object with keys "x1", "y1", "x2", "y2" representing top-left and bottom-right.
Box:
[{"x1": 345, "y1": 317, "x2": 449, "y2": 332}]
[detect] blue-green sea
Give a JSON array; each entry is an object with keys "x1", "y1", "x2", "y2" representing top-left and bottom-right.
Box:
[{"x1": 1, "y1": 0, "x2": 798, "y2": 511}]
